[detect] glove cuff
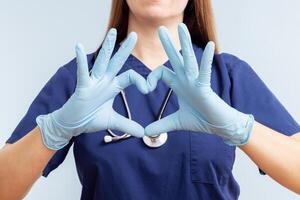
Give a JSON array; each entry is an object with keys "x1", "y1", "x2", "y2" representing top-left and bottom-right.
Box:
[
  {"x1": 36, "y1": 113, "x2": 71, "y2": 151},
  {"x1": 223, "y1": 114, "x2": 255, "y2": 146}
]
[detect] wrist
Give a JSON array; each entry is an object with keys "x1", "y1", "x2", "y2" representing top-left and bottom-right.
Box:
[
  {"x1": 36, "y1": 113, "x2": 71, "y2": 151},
  {"x1": 223, "y1": 114, "x2": 255, "y2": 146}
]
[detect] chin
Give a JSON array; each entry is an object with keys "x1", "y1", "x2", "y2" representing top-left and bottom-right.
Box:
[
  {"x1": 138, "y1": 7, "x2": 181, "y2": 22},
  {"x1": 143, "y1": 10, "x2": 170, "y2": 20}
]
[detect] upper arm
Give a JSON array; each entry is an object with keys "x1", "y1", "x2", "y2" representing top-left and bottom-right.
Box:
[
  {"x1": 3, "y1": 52, "x2": 96, "y2": 177},
  {"x1": 223, "y1": 52, "x2": 300, "y2": 137},
  {"x1": 223, "y1": 52, "x2": 300, "y2": 174},
  {"x1": 4, "y1": 59, "x2": 77, "y2": 177}
]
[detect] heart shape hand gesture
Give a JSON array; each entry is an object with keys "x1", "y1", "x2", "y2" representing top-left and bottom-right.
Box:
[{"x1": 36, "y1": 23, "x2": 254, "y2": 151}]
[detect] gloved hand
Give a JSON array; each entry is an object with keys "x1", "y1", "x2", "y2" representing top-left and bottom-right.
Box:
[
  {"x1": 36, "y1": 28, "x2": 148, "y2": 150},
  {"x1": 145, "y1": 23, "x2": 255, "y2": 146}
]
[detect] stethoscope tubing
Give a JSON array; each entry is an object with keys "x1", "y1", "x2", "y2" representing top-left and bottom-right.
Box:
[{"x1": 104, "y1": 88, "x2": 173, "y2": 148}]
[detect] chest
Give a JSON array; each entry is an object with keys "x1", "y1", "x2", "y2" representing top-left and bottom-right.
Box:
[{"x1": 72, "y1": 66, "x2": 235, "y2": 186}]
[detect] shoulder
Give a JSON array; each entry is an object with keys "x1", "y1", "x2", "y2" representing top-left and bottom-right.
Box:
[
  {"x1": 218, "y1": 52, "x2": 250, "y2": 70},
  {"x1": 58, "y1": 52, "x2": 95, "y2": 78},
  {"x1": 192, "y1": 43, "x2": 252, "y2": 73},
  {"x1": 215, "y1": 52, "x2": 256, "y2": 78},
  {"x1": 43, "y1": 52, "x2": 95, "y2": 94}
]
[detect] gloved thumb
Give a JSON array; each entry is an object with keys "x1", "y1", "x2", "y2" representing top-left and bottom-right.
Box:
[
  {"x1": 145, "y1": 112, "x2": 181, "y2": 136},
  {"x1": 108, "y1": 111, "x2": 145, "y2": 138}
]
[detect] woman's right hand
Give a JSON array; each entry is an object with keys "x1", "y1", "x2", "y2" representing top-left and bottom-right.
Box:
[{"x1": 36, "y1": 28, "x2": 148, "y2": 150}]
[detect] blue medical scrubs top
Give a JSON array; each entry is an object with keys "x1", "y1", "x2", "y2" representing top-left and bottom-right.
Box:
[{"x1": 6, "y1": 43, "x2": 300, "y2": 200}]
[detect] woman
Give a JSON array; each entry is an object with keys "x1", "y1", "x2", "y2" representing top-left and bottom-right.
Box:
[{"x1": 1, "y1": 0, "x2": 300, "y2": 199}]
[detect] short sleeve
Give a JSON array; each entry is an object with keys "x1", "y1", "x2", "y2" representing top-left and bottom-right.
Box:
[
  {"x1": 223, "y1": 53, "x2": 300, "y2": 175},
  {"x1": 6, "y1": 58, "x2": 77, "y2": 177}
]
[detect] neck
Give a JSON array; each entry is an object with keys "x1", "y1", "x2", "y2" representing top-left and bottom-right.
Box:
[{"x1": 127, "y1": 13, "x2": 183, "y2": 70}]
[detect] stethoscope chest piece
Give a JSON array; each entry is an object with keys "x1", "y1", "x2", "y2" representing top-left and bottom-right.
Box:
[{"x1": 142, "y1": 132, "x2": 168, "y2": 148}]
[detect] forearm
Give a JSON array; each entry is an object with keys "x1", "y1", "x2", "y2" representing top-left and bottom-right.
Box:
[
  {"x1": 0, "y1": 127, "x2": 56, "y2": 200},
  {"x1": 239, "y1": 121, "x2": 300, "y2": 194}
]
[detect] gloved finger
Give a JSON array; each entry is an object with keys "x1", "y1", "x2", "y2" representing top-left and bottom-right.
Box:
[
  {"x1": 75, "y1": 43, "x2": 90, "y2": 88},
  {"x1": 158, "y1": 26, "x2": 185, "y2": 77},
  {"x1": 91, "y1": 28, "x2": 117, "y2": 80},
  {"x1": 115, "y1": 69, "x2": 149, "y2": 94},
  {"x1": 147, "y1": 65, "x2": 175, "y2": 92},
  {"x1": 145, "y1": 112, "x2": 181, "y2": 136},
  {"x1": 109, "y1": 111, "x2": 144, "y2": 138},
  {"x1": 178, "y1": 23, "x2": 199, "y2": 80},
  {"x1": 106, "y1": 32, "x2": 137, "y2": 78},
  {"x1": 197, "y1": 41, "x2": 215, "y2": 86}
]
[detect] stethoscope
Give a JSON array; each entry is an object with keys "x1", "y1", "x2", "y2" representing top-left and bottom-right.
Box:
[{"x1": 104, "y1": 88, "x2": 173, "y2": 148}]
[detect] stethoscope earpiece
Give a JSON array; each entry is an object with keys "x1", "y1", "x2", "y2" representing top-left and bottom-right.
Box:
[{"x1": 104, "y1": 135, "x2": 113, "y2": 143}]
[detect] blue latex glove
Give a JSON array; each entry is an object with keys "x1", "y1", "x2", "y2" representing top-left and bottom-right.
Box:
[
  {"x1": 145, "y1": 23, "x2": 254, "y2": 146},
  {"x1": 36, "y1": 28, "x2": 148, "y2": 150}
]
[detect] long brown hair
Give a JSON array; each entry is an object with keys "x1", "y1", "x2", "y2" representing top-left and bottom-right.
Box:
[{"x1": 95, "y1": 0, "x2": 219, "y2": 58}]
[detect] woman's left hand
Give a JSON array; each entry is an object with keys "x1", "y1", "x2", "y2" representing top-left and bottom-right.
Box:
[{"x1": 145, "y1": 23, "x2": 255, "y2": 146}]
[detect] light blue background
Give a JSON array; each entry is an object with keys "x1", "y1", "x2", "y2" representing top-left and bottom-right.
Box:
[{"x1": 0, "y1": 1, "x2": 299, "y2": 199}]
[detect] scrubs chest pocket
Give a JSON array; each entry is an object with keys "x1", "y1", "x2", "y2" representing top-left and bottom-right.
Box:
[{"x1": 189, "y1": 132, "x2": 235, "y2": 186}]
